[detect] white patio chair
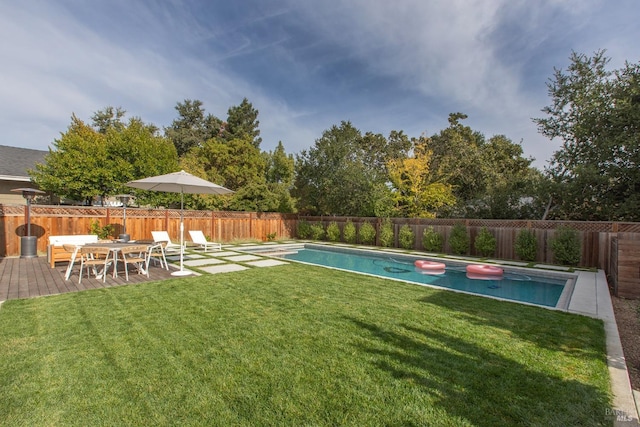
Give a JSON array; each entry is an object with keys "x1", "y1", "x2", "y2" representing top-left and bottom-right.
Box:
[
  {"x1": 147, "y1": 241, "x2": 169, "y2": 270},
  {"x1": 188, "y1": 230, "x2": 222, "y2": 252},
  {"x1": 151, "y1": 231, "x2": 183, "y2": 252}
]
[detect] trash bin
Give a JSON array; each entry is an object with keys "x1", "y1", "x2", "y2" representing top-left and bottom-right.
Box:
[{"x1": 20, "y1": 236, "x2": 38, "y2": 258}]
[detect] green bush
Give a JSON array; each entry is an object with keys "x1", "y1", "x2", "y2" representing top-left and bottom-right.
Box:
[
  {"x1": 90, "y1": 220, "x2": 114, "y2": 240},
  {"x1": 551, "y1": 226, "x2": 581, "y2": 266},
  {"x1": 310, "y1": 223, "x2": 326, "y2": 240},
  {"x1": 515, "y1": 229, "x2": 537, "y2": 261},
  {"x1": 474, "y1": 227, "x2": 496, "y2": 257},
  {"x1": 379, "y1": 218, "x2": 394, "y2": 247},
  {"x1": 398, "y1": 224, "x2": 415, "y2": 250},
  {"x1": 297, "y1": 220, "x2": 312, "y2": 239},
  {"x1": 449, "y1": 224, "x2": 469, "y2": 255},
  {"x1": 326, "y1": 221, "x2": 341, "y2": 242},
  {"x1": 358, "y1": 222, "x2": 376, "y2": 245},
  {"x1": 343, "y1": 220, "x2": 356, "y2": 244},
  {"x1": 422, "y1": 226, "x2": 443, "y2": 252}
]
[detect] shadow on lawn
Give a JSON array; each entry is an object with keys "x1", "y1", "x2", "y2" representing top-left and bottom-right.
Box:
[
  {"x1": 347, "y1": 316, "x2": 611, "y2": 427},
  {"x1": 419, "y1": 291, "x2": 607, "y2": 359}
]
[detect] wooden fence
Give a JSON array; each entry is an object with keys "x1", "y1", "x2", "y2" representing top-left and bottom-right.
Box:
[
  {"x1": 0, "y1": 205, "x2": 296, "y2": 257},
  {"x1": 3, "y1": 206, "x2": 640, "y2": 296},
  {"x1": 297, "y1": 216, "x2": 640, "y2": 275}
]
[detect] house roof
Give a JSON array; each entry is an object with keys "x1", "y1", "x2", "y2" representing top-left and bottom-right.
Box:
[{"x1": 0, "y1": 144, "x2": 48, "y2": 181}]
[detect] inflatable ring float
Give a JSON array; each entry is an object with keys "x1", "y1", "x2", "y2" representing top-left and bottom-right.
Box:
[
  {"x1": 466, "y1": 264, "x2": 504, "y2": 279},
  {"x1": 414, "y1": 260, "x2": 446, "y2": 275}
]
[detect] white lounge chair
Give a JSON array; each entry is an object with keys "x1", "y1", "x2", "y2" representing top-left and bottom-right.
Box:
[
  {"x1": 151, "y1": 231, "x2": 183, "y2": 252},
  {"x1": 188, "y1": 230, "x2": 222, "y2": 252}
]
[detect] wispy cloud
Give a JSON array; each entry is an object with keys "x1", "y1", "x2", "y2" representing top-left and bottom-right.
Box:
[{"x1": 1, "y1": 0, "x2": 639, "y2": 168}]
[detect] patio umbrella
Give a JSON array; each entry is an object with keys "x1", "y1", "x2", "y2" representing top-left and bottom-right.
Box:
[{"x1": 126, "y1": 170, "x2": 233, "y2": 276}]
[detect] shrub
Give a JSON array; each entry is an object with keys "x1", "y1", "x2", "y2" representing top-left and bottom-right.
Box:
[
  {"x1": 379, "y1": 218, "x2": 394, "y2": 247},
  {"x1": 343, "y1": 220, "x2": 356, "y2": 244},
  {"x1": 551, "y1": 226, "x2": 581, "y2": 266},
  {"x1": 297, "y1": 220, "x2": 312, "y2": 239},
  {"x1": 422, "y1": 226, "x2": 443, "y2": 252},
  {"x1": 310, "y1": 223, "x2": 326, "y2": 240},
  {"x1": 90, "y1": 220, "x2": 114, "y2": 240},
  {"x1": 515, "y1": 229, "x2": 537, "y2": 261},
  {"x1": 266, "y1": 232, "x2": 277, "y2": 242},
  {"x1": 398, "y1": 224, "x2": 415, "y2": 250},
  {"x1": 449, "y1": 224, "x2": 469, "y2": 255},
  {"x1": 474, "y1": 227, "x2": 496, "y2": 257},
  {"x1": 326, "y1": 221, "x2": 341, "y2": 242},
  {"x1": 358, "y1": 222, "x2": 376, "y2": 245}
]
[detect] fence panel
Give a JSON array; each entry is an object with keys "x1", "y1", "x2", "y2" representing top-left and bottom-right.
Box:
[{"x1": 3, "y1": 206, "x2": 640, "y2": 277}]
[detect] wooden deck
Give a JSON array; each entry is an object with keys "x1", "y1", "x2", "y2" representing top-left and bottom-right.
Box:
[{"x1": 0, "y1": 255, "x2": 175, "y2": 301}]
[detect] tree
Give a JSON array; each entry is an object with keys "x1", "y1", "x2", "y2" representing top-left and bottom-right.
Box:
[
  {"x1": 264, "y1": 141, "x2": 294, "y2": 186},
  {"x1": 165, "y1": 99, "x2": 223, "y2": 156},
  {"x1": 107, "y1": 117, "x2": 180, "y2": 207},
  {"x1": 386, "y1": 139, "x2": 455, "y2": 217},
  {"x1": 423, "y1": 113, "x2": 544, "y2": 219},
  {"x1": 293, "y1": 121, "x2": 394, "y2": 216},
  {"x1": 225, "y1": 98, "x2": 261, "y2": 148},
  {"x1": 92, "y1": 106, "x2": 126, "y2": 134},
  {"x1": 262, "y1": 141, "x2": 297, "y2": 213},
  {"x1": 425, "y1": 113, "x2": 489, "y2": 216},
  {"x1": 31, "y1": 112, "x2": 179, "y2": 206},
  {"x1": 534, "y1": 50, "x2": 640, "y2": 221},
  {"x1": 475, "y1": 135, "x2": 546, "y2": 219},
  {"x1": 31, "y1": 115, "x2": 115, "y2": 204}
]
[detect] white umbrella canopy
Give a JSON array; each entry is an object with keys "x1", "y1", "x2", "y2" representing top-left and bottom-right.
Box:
[{"x1": 126, "y1": 170, "x2": 233, "y2": 276}]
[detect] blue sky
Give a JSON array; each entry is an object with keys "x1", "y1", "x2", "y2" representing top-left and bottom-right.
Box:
[{"x1": 2, "y1": 1, "x2": 639, "y2": 168}]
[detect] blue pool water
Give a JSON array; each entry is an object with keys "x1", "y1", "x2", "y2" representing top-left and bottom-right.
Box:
[{"x1": 274, "y1": 246, "x2": 566, "y2": 307}]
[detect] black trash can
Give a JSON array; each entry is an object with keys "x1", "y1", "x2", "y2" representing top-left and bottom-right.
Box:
[{"x1": 20, "y1": 236, "x2": 38, "y2": 258}]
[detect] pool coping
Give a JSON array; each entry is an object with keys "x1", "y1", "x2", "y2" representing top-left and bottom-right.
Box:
[{"x1": 237, "y1": 242, "x2": 639, "y2": 425}]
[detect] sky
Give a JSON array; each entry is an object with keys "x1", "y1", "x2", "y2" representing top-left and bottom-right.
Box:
[{"x1": 2, "y1": 1, "x2": 639, "y2": 169}]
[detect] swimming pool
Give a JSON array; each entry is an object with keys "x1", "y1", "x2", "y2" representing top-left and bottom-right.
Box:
[{"x1": 244, "y1": 244, "x2": 574, "y2": 308}]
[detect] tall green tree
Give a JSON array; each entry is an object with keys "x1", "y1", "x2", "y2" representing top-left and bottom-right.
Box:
[
  {"x1": 107, "y1": 117, "x2": 180, "y2": 207},
  {"x1": 534, "y1": 50, "x2": 640, "y2": 220},
  {"x1": 165, "y1": 99, "x2": 223, "y2": 156},
  {"x1": 262, "y1": 141, "x2": 296, "y2": 213},
  {"x1": 181, "y1": 134, "x2": 269, "y2": 211},
  {"x1": 474, "y1": 135, "x2": 546, "y2": 219},
  {"x1": 426, "y1": 113, "x2": 488, "y2": 216},
  {"x1": 225, "y1": 98, "x2": 261, "y2": 148},
  {"x1": 31, "y1": 115, "x2": 113, "y2": 204},
  {"x1": 264, "y1": 141, "x2": 295, "y2": 186},
  {"x1": 293, "y1": 121, "x2": 395, "y2": 216},
  {"x1": 91, "y1": 106, "x2": 126, "y2": 134},
  {"x1": 31, "y1": 112, "x2": 179, "y2": 206},
  {"x1": 424, "y1": 113, "x2": 543, "y2": 219}
]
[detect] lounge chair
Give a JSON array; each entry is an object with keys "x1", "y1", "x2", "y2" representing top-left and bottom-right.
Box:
[
  {"x1": 188, "y1": 230, "x2": 222, "y2": 252},
  {"x1": 151, "y1": 231, "x2": 183, "y2": 252}
]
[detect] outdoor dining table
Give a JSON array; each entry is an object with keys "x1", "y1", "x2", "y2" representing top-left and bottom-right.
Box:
[{"x1": 64, "y1": 241, "x2": 147, "y2": 280}]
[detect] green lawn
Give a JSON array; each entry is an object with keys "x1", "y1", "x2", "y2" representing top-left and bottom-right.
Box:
[{"x1": 0, "y1": 264, "x2": 611, "y2": 426}]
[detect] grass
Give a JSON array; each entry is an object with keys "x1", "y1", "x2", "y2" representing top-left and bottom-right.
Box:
[{"x1": 0, "y1": 264, "x2": 611, "y2": 426}]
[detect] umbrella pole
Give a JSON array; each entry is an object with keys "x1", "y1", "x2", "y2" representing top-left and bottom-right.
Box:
[{"x1": 172, "y1": 190, "x2": 192, "y2": 276}]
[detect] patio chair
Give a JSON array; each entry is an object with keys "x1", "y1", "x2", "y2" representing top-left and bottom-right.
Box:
[
  {"x1": 188, "y1": 230, "x2": 222, "y2": 252},
  {"x1": 62, "y1": 243, "x2": 81, "y2": 280},
  {"x1": 147, "y1": 241, "x2": 169, "y2": 270},
  {"x1": 78, "y1": 246, "x2": 112, "y2": 284},
  {"x1": 151, "y1": 231, "x2": 183, "y2": 252},
  {"x1": 119, "y1": 244, "x2": 150, "y2": 281}
]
